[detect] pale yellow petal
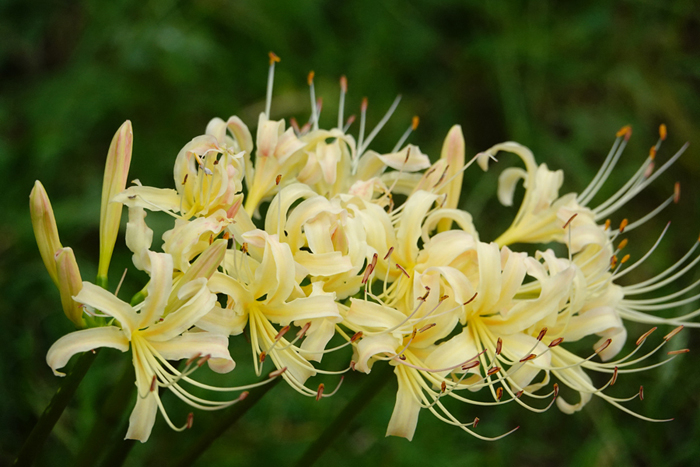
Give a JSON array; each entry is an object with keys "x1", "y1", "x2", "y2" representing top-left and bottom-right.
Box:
[{"x1": 47, "y1": 327, "x2": 129, "y2": 376}]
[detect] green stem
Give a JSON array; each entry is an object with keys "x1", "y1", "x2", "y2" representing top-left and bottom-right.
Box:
[
  {"x1": 98, "y1": 433, "x2": 136, "y2": 467},
  {"x1": 13, "y1": 350, "x2": 100, "y2": 467},
  {"x1": 75, "y1": 362, "x2": 135, "y2": 467},
  {"x1": 293, "y1": 363, "x2": 394, "y2": 467},
  {"x1": 172, "y1": 376, "x2": 282, "y2": 467}
]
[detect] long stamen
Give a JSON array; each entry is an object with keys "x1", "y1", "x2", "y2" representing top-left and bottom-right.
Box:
[{"x1": 266, "y1": 52, "x2": 280, "y2": 119}]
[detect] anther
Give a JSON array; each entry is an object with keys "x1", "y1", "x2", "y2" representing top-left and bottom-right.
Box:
[
  {"x1": 520, "y1": 354, "x2": 537, "y2": 363},
  {"x1": 619, "y1": 218, "x2": 629, "y2": 233},
  {"x1": 473, "y1": 417, "x2": 480, "y2": 428},
  {"x1": 197, "y1": 354, "x2": 211, "y2": 367},
  {"x1": 496, "y1": 337, "x2": 503, "y2": 355},
  {"x1": 316, "y1": 383, "x2": 324, "y2": 401},
  {"x1": 307, "y1": 71, "x2": 315, "y2": 86},
  {"x1": 268, "y1": 367, "x2": 287, "y2": 378},
  {"x1": 297, "y1": 322, "x2": 312, "y2": 338},
  {"x1": 259, "y1": 351, "x2": 267, "y2": 363},
  {"x1": 462, "y1": 360, "x2": 480, "y2": 371},
  {"x1": 418, "y1": 323, "x2": 436, "y2": 333},
  {"x1": 268, "y1": 52, "x2": 280, "y2": 65},
  {"x1": 604, "y1": 219, "x2": 611, "y2": 230},
  {"x1": 275, "y1": 326, "x2": 290, "y2": 341},
  {"x1": 185, "y1": 352, "x2": 203, "y2": 366},
  {"x1": 275, "y1": 174, "x2": 282, "y2": 186},
  {"x1": 549, "y1": 337, "x2": 564, "y2": 348},
  {"x1": 496, "y1": 387, "x2": 503, "y2": 400},
  {"x1": 667, "y1": 349, "x2": 690, "y2": 355},
  {"x1": 664, "y1": 325, "x2": 684, "y2": 341},
  {"x1": 611, "y1": 366, "x2": 618, "y2": 385},
  {"x1": 649, "y1": 146, "x2": 657, "y2": 160},
  {"x1": 618, "y1": 238, "x2": 628, "y2": 250},
  {"x1": 595, "y1": 338, "x2": 612, "y2": 355},
  {"x1": 674, "y1": 182, "x2": 681, "y2": 204},
  {"x1": 419, "y1": 287, "x2": 431, "y2": 302},
  {"x1": 463, "y1": 292, "x2": 478, "y2": 306},
  {"x1": 553, "y1": 383, "x2": 559, "y2": 399},
  {"x1": 239, "y1": 391, "x2": 249, "y2": 401},
  {"x1": 150, "y1": 375, "x2": 157, "y2": 392},
  {"x1": 487, "y1": 366, "x2": 501, "y2": 376},
  {"x1": 361, "y1": 97, "x2": 368, "y2": 112},
  {"x1": 610, "y1": 256, "x2": 618, "y2": 268},
  {"x1": 620, "y1": 254, "x2": 630, "y2": 264},
  {"x1": 398, "y1": 354, "x2": 406, "y2": 360},
  {"x1": 351, "y1": 331, "x2": 363, "y2": 343},
  {"x1": 659, "y1": 123, "x2": 667, "y2": 141},
  {"x1": 340, "y1": 75, "x2": 348, "y2": 93},
  {"x1": 412, "y1": 116, "x2": 419, "y2": 130},
  {"x1": 616, "y1": 125, "x2": 632, "y2": 139},
  {"x1": 644, "y1": 161, "x2": 655, "y2": 178},
  {"x1": 636, "y1": 327, "x2": 657, "y2": 346},
  {"x1": 290, "y1": 117, "x2": 301, "y2": 134},
  {"x1": 396, "y1": 263, "x2": 410, "y2": 278},
  {"x1": 639, "y1": 386, "x2": 644, "y2": 401},
  {"x1": 241, "y1": 242, "x2": 248, "y2": 254},
  {"x1": 182, "y1": 174, "x2": 188, "y2": 185},
  {"x1": 537, "y1": 328, "x2": 548, "y2": 342},
  {"x1": 187, "y1": 412, "x2": 194, "y2": 429},
  {"x1": 441, "y1": 381, "x2": 447, "y2": 393},
  {"x1": 515, "y1": 390, "x2": 523, "y2": 399},
  {"x1": 439, "y1": 294, "x2": 449, "y2": 303},
  {"x1": 384, "y1": 247, "x2": 395, "y2": 262},
  {"x1": 562, "y1": 214, "x2": 577, "y2": 229},
  {"x1": 209, "y1": 234, "x2": 213, "y2": 245}
]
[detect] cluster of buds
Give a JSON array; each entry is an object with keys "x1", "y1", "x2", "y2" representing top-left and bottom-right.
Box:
[{"x1": 33, "y1": 54, "x2": 698, "y2": 443}]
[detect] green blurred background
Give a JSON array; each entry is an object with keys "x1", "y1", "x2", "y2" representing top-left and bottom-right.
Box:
[{"x1": 2, "y1": 0, "x2": 700, "y2": 465}]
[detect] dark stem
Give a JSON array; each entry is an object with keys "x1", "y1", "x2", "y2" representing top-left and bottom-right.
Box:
[
  {"x1": 75, "y1": 361, "x2": 135, "y2": 467},
  {"x1": 13, "y1": 350, "x2": 100, "y2": 467},
  {"x1": 172, "y1": 376, "x2": 282, "y2": 467},
  {"x1": 293, "y1": 363, "x2": 394, "y2": 467},
  {"x1": 98, "y1": 434, "x2": 136, "y2": 467}
]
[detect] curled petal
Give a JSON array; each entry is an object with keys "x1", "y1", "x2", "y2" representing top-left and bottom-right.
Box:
[
  {"x1": 47, "y1": 327, "x2": 129, "y2": 376},
  {"x1": 150, "y1": 331, "x2": 235, "y2": 373}
]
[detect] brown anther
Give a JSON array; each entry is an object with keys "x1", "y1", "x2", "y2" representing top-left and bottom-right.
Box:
[
  {"x1": 462, "y1": 360, "x2": 480, "y2": 371},
  {"x1": 340, "y1": 75, "x2": 348, "y2": 92},
  {"x1": 209, "y1": 234, "x2": 213, "y2": 245},
  {"x1": 268, "y1": 367, "x2": 287, "y2": 378},
  {"x1": 496, "y1": 338, "x2": 503, "y2": 356},
  {"x1": 362, "y1": 253, "x2": 378, "y2": 284},
  {"x1": 618, "y1": 238, "x2": 628, "y2": 250},
  {"x1": 223, "y1": 231, "x2": 230, "y2": 241},
  {"x1": 441, "y1": 381, "x2": 447, "y2": 393},
  {"x1": 185, "y1": 352, "x2": 203, "y2": 366},
  {"x1": 562, "y1": 213, "x2": 578, "y2": 229},
  {"x1": 350, "y1": 361, "x2": 356, "y2": 371},
  {"x1": 659, "y1": 123, "x2": 667, "y2": 141},
  {"x1": 636, "y1": 327, "x2": 657, "y2": 346},
  {"x1": 473, "y1": 417, "x2": 480, "y2": 428},
  {"x1": 128, "y1": 195, "x2": 136, "y2": 200},
  {"x1": 620, "y1": 254, "x2": 630, "y2": 264},
  {"x1": 345, "y1": 115, "x2": 356, "y2": 126},
  {"x1": 434, "y1": 165, "x2": 449, "y2": 188},
  {"x1": 290, "y1": 117, "x2": 301, "y2": 134},
  {"x1": 412, "y1": 116, "x2": 420, "y2": 130},
  {"x1": 419, "y1": 288, "x2": 430, "y2": 302},
  {"x1": 197, "y1": 354, "x2": 211, "y2": 367},
  {"x1": 187, "y1": 412, "x2": 194, "y2": 429},
  {"x1": 639, "y1": 386, "x2": 644, "y2": 401},
  {"x1": 664, "y1": 325, "x2": 684, "y2": 341},
  {"x1": 361, "y1": 97, "x2": 368, "y2": 111},
  {"x1": 553, "y1": 383, "x2": 559, "y2": 398},
  {"x1": 398, "y1": 354, "x2": 406, "y2": 360},
  {"x1": 213, "y1": 159, "x2": 219, "y2": 165},
  {"x1": 150, "y1": 375, "x2": 157, "y2": 392},
  {"x1": 616, "y1": 125, "x2": 632, "y2": 139},
  {"x1": 649, "y1": 146, "x2": 657, "y2": 160},
  {"x1": 275, "y1": 326, "x2": 291, "y2": 341},
  {"x1": 439, "y1": 294, "x2": 449, "y2": 303},
  {"x1": 549, "y1": 337, "x2": 564, "y2": 348},
  {"x1": 259, "y1": 351, "x2": 267, "y2": 363},
  {"x1": 396, "y1": 263, "x2": 410, "y2": 278},
  {"x1": 619, "y1": 218, "x2": 628, "y2": 233},
  {"x1": 604, "y1": 219, "x2": 611, "y2": 230},
  {"x1": 307, "y1": 71, "x2": 315, "y2": 86},
  {"x1": 418, "y1": 323, "x2": 436, "y2": 333},
  {"x1": 519, "y1": 354, "x2": 537, "y2": 363},
  {"x1": 487, "y1": 366, "x2": 501, "y2": 376},
  {"x1": 515, "y1": 390, "x2": 523, "y2": 399},
  {"x1": 668, "y1": 349, "x2": 690, "y2": 356},
  {"x1": 351, "y1": 331, "x2": 363, "y2": 343},
  {"x1": 610, "y1": 255, "x2": 618, "y2": 268},
  {"x1": 674, "y1": 182, "x2": 681, "y2": 204},
  {"x1": 463, "y1": 292, "x2": 478, "y2": 306},
  {"x1": 275, "y1": 174, "x2": 282, "y2": 186},
  {"x1": 611, "y1": 366, "x2": 618, "y2": 386},
  {"x1": 496, "y1": 387, "x2": 503, "y2": 400},
  {"x1": 297, "y1": 322, "x2": 312, "y2": 338},
  {"x1": 241, "y1": 242, "x2": 248, "y2": 254},
  {"x1": 182, "y1": 174, "x2": 188, "y2": 185},
  {"x1": 239, "y1": 391, "x2": 249, "y2": 401},
  {"x1": 316, "y1": 383, "x2": 325, "y2": 401},
  {"x1": 268, "y1": 51, "x2": 281, "y2": 65},
  {"x1": 537, "y1": 328, "x2": 548, "y2": 342},
  {"x1": 595, "y1": 338, "x2": 612, "y2": 355},
  {"x1": 410, "y1": 328, "x2": 418, "y2": 340},
  {"x1": 404, "y1": 147, "x2": 411, "y2": 163}
]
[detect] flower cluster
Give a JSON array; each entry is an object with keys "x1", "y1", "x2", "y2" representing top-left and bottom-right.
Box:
[{"x1": 33, "y1": 54, "x2": 698, "y2": 443}]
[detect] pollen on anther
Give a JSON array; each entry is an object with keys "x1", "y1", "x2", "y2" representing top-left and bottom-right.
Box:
[
  {"x1": 297, "y1": 322, "x2": 312, "y2": 338},
  {"x1": 553, "y1": 383, "x2": 559, "y2": 398},
  {"x1": 616, "y1": 125, "x2": 632, "y2": 139},
  {"x1": 441, "y1": 381, "x2": 447, "y2": 393},
  {"x1": 419, "y1": 323, "x2": 436, "y2": 333},
  {"x1": 259, "y1": 351, "x2": 267, "y2": 363},
  {"x1": 473, "y1": 417, "x2": 480, "y2": 428},
  {"x1": 384, "y1": 246, "x2": 394, "y2": 261},
  {"x1": 619, "y1": 218, "x2": 629, "y2": 233},
  {"x1": 674, "y1": 182, "x2": 681, "y2": 204},
  {"x1": 519, "y1": 354, "x2": 537, "y2": 362},
  {"x1": 604, "y1": 219, "x2": 611, "y2": 230},
  {"x1": 496, "y1": 387, "x2": 504, "y2": 400},
  {"x1": 275, "y1": 174, "x2": 282, "y2": 186},
  {"x1": 621, "y1": 254, "x2": 630, "y2": 264},
  {"x1": 649, "y1": 146, "x2": 657, "y2": 160},
  {"x1": 618, "y1": 238, "x2": 628, "y2": 250},
  {"x1": 462, "y1": 360, "x2": 480, "y2": 371},
  {"x1": 659, "y1": 123, "x2": 668, "y2": 141},
  {"x1": 275, "y1": 326, "x2": 290, "y2": 341},
  {"x1": 351, "y1": 331, "x2": 363, "y2": 343},
  {"x1": 361, "y1": 97, "x2": 368, "y2": 112},
  {"x1": 307, "y1": 71, "x2": 315, "y2": 86},
  {"x1": 562, "y1": 214, "x2": 577, "y2": 229},
  {"x1": 316, "y1": 383, "x2": 325, "y2": 401},
  {"x1": 412, "y1": 116, "x2": 420, "y2": 130},
  {"x1": 268, "y1": 52, "x2": 281, "y2": 65}
]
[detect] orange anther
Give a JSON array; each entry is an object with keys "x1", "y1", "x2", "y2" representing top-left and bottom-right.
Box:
[
  {"x1": 620, "y1": 254, "x2": 630, "y2": 264},
  {"x1": 549, "y1": 337, "x2": 564, "y2": 348},
  {"x1": 668, "y1": 349, "x2": 690, "y2": 355},
  {"x1": 268, "y1": 52, "x2": 281, "y2": 64},
  {"x1": 674, "y1": 182, "x2": 681, "y2": 204},
  {"x1": 619, "y1": 218, "x2": 629, "y2": 233},
  {"x1": 275, "y1": 326, "x2": 290, "y2": 341},
  {"x1": 351, "y1": 331, "x2": 363, "y2": 343},
  {"x1": 275, "y1": 174, "x2": 282, "y2": 186},
  {"x1": 412, "y1": 116, "x2": 420, "y2": 130},
  {"x1": 259, "y1": 351, "x2": 266, "y2": 363},
  {"x1": 316, "y1": 383, "x2": 325, "y2": 401},
  {"x1": 604, "y1": 219, "x2": 611, "y2": 230},
  {"x1": 307, "y1": 71, "x2": 315, "y2": 86},
  {"x1": 487, "y1": 366, "x2": 501, "y2": 376},
  {"x1": 519, "y1": 354, "x2": 537, "y2": 363},
  {"x1": 496, "y1": 387, "x2": 503, "y2": 400},
  {"x1": 441, "y1": 381, "x2": 447, "y2": 393},
  {"x1": 618, "y1": 238, "x2": 628, "y2": 250},
  {"x1": 616, "y1": 125, "x2": 632, "y2": 139},
  {"x1": 659, "y1": 123, "x2": 667, "y2": 141},
  {"x1": 340, "y1": 75, "x2": 348, "y2": 92},
  {"x1": 649, "y1": 146, "x2": 657, "y2": 160}
]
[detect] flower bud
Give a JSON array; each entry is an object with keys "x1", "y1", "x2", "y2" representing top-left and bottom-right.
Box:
[
  {"x1": 437, "y1": 125, "x2": 465, "y2": 232},
  {"x1": 30, "y1": 181, "x2": 62, "y2": 286},
  {"x1": 55, "y1": 248, "x2": 85, "y2": 328},
  {"x1": 97, "y1": 120, "x2": 133, "y2": 288}
]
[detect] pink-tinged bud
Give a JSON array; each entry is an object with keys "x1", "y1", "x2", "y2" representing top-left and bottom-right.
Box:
[
  {"x1": 30, "y1": 181, "x2": 63, "y2": 286},
  {"x1": 55, "y1": 248, "x2": 85, "y2": 328},
  {"x1": 98, "y1": 120, "x2": 133, "y2": 288},
  {"x1": 437, "y1": 125, "x2": 465, "y2": 232}
]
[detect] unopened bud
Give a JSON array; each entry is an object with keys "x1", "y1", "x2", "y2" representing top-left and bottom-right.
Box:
[
  {"x1": 30, "y1": 181, "x2": 63, "y2": 286},
  {"x1": 55, "y1": 248, "x2": 85, "y2": 328}
]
